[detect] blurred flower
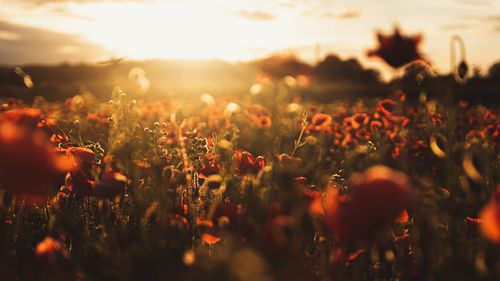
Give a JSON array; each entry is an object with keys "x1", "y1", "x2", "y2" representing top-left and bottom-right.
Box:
[
  {"x1": 199, "y1": 153, "x2": 220, "y2": 178},
  {"x1": 479, "y1": 185, "x2": 500, "y2": 243},
  {"x1": 94, "y1": 172, "x2": 127, "y2": 199},
  {"x1": 307, "y1": 113, "x2": 332, "y2": 134},
  {"x1": 370, "y1": 120, "x2": 382, "y2": 132},
  {"x1": 377, "y1": 99, "x2": 397, "y2": 117},
  {"x1": 232, "y1": 150, "x2": 265, "y2": 176},
  {"x1": 87, "y1": 112, "x2": 111, "y2": 125},
  {"x1": 66, "y1": 147, "x2": 95, "y2": 167},
  {"x1": 1, "y1": 108, "x2": 41, "y2": 130},
  {"x1": 224, "y1": 102, "x2": 240, "y2": 117},
  {"x1": 249, "y1": 84, "x2": 263, "y2": 96},
  {"x1": 65, "y1": 147, "x2": 96, "y2": 196},
  {"x1": 351, "y1": 113, "x2": 370, "y2": 129},
  {"x1": 244, "y1": 104, "x2": 272, "y2": 128},
  {"x1": 0, "y1": 121, "x2": 72, "y2": 196},
  {"x1": 36, "y1": 237, "x2": 69, "y2": 260},
  {"x1": 32, "y1": 236, "x2": 76, "y2": 281},
  {"x1": 325, "y1": 166, "x2": 412, "y2": 240},
  {"x1": 200, "y1": 93, "x2": 215, "y2": 107},
  {"x1": 211, "y1": 202, "x2": 240, "y2": 228},
  {"x1": 201, "y1": 233, "x2": 221, "y2": 244},
  {"x1": 368, "y1": 27, "x2": 425, "y2": 68}
]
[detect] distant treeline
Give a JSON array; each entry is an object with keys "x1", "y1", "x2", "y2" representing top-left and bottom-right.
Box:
[{"x1": 0, "y1": 55, "x2": 499, "y2": 103}]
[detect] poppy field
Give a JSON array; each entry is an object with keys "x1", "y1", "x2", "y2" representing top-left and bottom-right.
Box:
[{"x1": 0, "y1": 73, "x2": 499, "y2": 281}]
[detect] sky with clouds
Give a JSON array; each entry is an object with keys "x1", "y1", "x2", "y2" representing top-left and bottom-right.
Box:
[{"x1": 1, "y1": 0, "x2": 499, "y2": 75}]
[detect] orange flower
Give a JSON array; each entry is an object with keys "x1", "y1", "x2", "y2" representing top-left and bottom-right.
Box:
[
  {"x1": 66, "y1": 147, "x2": 95, "y2": 168},
  {"x1": 479, "y1": 185, "x2": 500, "y2": 243},
  {"x1": 368, "y1": 27, "x2": 425, "y2": 68},
  {"x1": 377, "y1": 99, "x2": 397, "y2": 117},
  {"x1": 370, "y1": 120, "x2": 382, "y2": 132},
  {"x1": 36, "y1": 237, "x2": 69, "y2": 260},
  {"x1": 1, "y1": 108, "x2": 41, "y2": 130},
  {"x1": 65, "y1": 147, "x2": 96, "y2": 196},
  {"x1": 325, "y1": 166, "x2": 412, "y2": 241},
  {"x1": 201, "y1": 233, "x2": 221, "y2": 244},
  {"x1": 307, "y1": 113, "x2": 332, "y2": 134},
  {"x1": 0, "y1": 121, "x2": 72, "y2": 196},
  {"x1": 199, "y1": 153, "x2": 220, "y2": 178},
  {"x1": 256, "y1": 115, "x2": 272, "y2": 128},
  {"x1": 351, "y1": 113, "x2": 370, "y2": 129},
  {"x1": 232, "y1": 150, "x2": 265, "y2": 176}
]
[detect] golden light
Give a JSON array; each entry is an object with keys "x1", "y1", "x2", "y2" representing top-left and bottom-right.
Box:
[{"x1": 59, "y1": 1, "x2": 276, "y2": 61}]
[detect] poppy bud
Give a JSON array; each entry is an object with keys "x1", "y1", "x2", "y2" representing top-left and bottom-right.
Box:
[{"x1": 458, "y1": 60, "x2": 468, "y2": 80}]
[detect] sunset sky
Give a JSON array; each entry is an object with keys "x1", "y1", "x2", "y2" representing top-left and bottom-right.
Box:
[{"x1": 1, "y1": 0, "x2": 500, "y2": 75}]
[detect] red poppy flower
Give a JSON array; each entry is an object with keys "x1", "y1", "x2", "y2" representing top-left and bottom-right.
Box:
[
  {"x1": 232, "y1": 150, "x2": 265, "y2": 176},
  {"x1": 355, "y1": 128, "x2": 371, "y2": 140},
  {"x1": 377, "y1": 99, "x2": 397, "y2": 117},
  {"x1": 325, "y1": 166, "x2": 412, "y2": 241},
  {"x1": 307, "y1": 113, "x2": 332, "y2": 134},
  {"x1": 370, "y1": 120, "x2": 382, "y2": 132},
  {"x1": 65, "y1": 147, "x2": 96, "y2": 196},
  {"x1": 351, "y1": 113, "x2": 370, "y2": 129},
  {"x1": 0, "y1": 121, "x2": 72, "y2": 196},
  {"x1": 479, "y1": 185, "x2": 500, "y2": 243},
  {"x1": 36, "y1": 237, "x2": 69, "y2": 260},
  {"x1": 199, "y1": 153, "x2": 220, "y2": 178},
  {"x1": 256, "y1": 115, "x2": 272, "y2": 128},
  {"x1": 368, "y1": 27, "x2": 425, "y2": 68},
  {"x1": 1, "y1": 108, "x2": 41, "y2": 130},
  {"x1": 210, "y1": 202, "x2": 240, "y2": 228}
]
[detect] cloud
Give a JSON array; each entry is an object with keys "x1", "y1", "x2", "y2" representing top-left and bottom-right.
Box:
[
  {"x1": 454, "y1": 0, "x2": 492, "y2": 6},
  {"x1": 13, "y1": 0, "x2": 146, "y2": 5},
  {"x1": 320, "y1": 10, "x2": 360, "y2": 19},
  {"x1": 233, "y1": 10, "x2": 277, "y2": 21},
  {"x1": 0, "y1": 20, "x2": 110, "y2": 65},
  {"x1": 439, "y1": 23, "x2": 473, "y2": 30},
  {"x1": 468, "y1": 15, "x2": 500, "y2": 32},
  {"x1": 50, "y1": 6, "x2": 94, "y2": 20}
]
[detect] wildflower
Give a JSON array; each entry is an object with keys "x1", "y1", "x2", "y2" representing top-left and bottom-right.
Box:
[
  {"x1": 370, "y1": 120, "x2": 383, "y2": 132},
  {"x1": 368, "y1": 27, "x2": 425, "y2": 68},
  {"x1": 201, "y1": 233, "x2": 221, "y2": 244},
  {"x1": 307, "y1": 113, "x2": 332, "y2": 134},
  {"x1": 351, "y1": 113, "x2": 370, "y2": 129},
  {"x1": 199, "y1": 153, "x2": 220, "y2": 178},
  {"x1": 65, "y1": 147, "x2": 96, "y2": 196},
  {"x1": 2, "y1": 108, "x2": 41, "y2": 129},
  {"x1": 210, "y1": 202, "x2": 240, "y2": 228},
  {"x1": 87, "y1": 112, "x2": 111, "y2": 125},
  {"x1": 256, "y1": 115, "x2": 272, "y2": 128},
  {"x1": 232, "y1": 150, "x2": 265, "y2": 176},
  {"x1": 377, "y1": 99, "x2": 397, "y2": 117},
  {"x1": 325, "y1": 166, "x2": 412, "y2": 241},
  {"x1": 94, "y1": 172, "x2": 127, "y2": 199},
  {"x1": 36, "y1": 237, "x2": 69, "y2": 260},
  {"x1": 0, "y1": 121, "x2": 72, "y2": 196},
  {"x1": 479, "y1": 185, "x2": 500, "y2": 243}
]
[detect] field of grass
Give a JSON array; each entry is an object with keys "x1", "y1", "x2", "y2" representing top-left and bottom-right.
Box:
[{"x1": 0, "y1": 78, "x2": 499, "y2": 281}]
